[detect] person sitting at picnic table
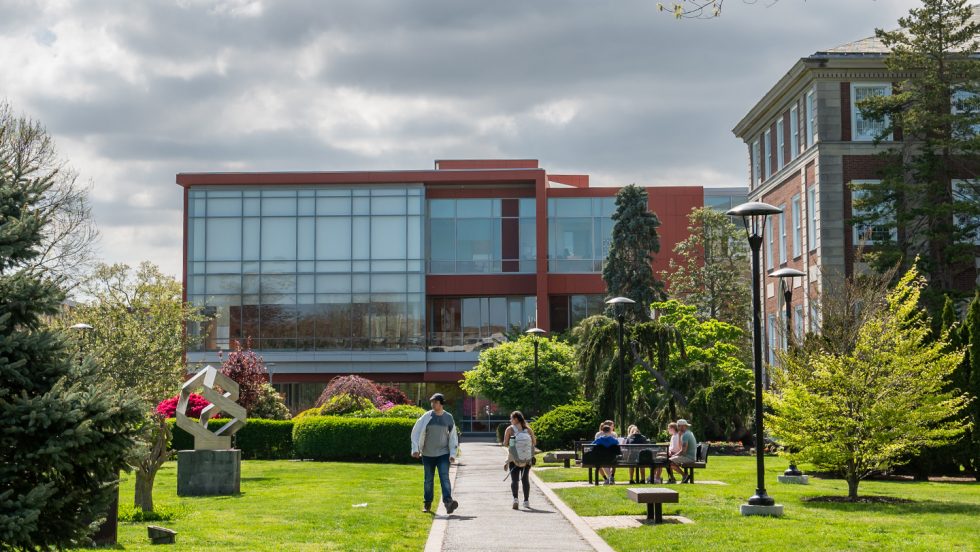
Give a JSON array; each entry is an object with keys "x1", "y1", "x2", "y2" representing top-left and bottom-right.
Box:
[
  {"x1": 592, "y1": 422, "x2": 619, "y2": 485},
  {"x1": 669, "y1": 419, "x2": 697, "y2": 483},
  {"x1": 624, "y1": 425, "x2": 651, "y2": 484},
  {"x1": 653, "y1": 422, "x2": 680, "y2": 484}
]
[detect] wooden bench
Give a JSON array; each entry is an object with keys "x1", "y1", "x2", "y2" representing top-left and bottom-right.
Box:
[
  {"x1": 681, "y1": 443, "x2": 710, "y2": 484},
  {"x1": 580, "y1": 443, "x2": 669, "y2": 485},
  {"x1": 627, "y1": 487, "x2": 679, "y2": 523}
]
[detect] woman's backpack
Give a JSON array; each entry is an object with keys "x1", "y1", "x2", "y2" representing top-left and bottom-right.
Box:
[{"x1": 510, "y1": 427, "x2": 535, "y2": 467}]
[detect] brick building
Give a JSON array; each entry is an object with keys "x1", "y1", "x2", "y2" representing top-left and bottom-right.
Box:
[
  {"x1": 177, "y1": 159, "x2": 745, "y2": 426},
  {"x1": 733, "y1": 17, "x2": 980, "y2": 364}
]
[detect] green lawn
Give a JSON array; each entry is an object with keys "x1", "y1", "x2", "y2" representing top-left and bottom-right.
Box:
[
  {"x1": 535, "y1": 455, "x2": 980, "y2": 552},
  {"x1": 76, "y1": 460, "x2": 435, "y2": 551}
]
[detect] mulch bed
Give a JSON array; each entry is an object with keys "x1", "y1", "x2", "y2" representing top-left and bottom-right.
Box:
[{"x1": 803, "y1": 496, "x2": 915, "y2": 504}]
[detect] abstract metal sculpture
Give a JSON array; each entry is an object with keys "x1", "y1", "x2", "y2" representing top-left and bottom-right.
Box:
[{"x1": 175, "y1": 365, "x2": 247, "y2": 450}]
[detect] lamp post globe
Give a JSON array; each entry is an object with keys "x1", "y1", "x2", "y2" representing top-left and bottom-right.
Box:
[
  {"x1": 604, "y1": 296, "x2": 635, "y2": 433},
  {"x1": 525, "y1": 327, "x2": 546, "y2": 417},
  {"x1": 726, "y1": 201, "x2": 782, "y2": 510}
]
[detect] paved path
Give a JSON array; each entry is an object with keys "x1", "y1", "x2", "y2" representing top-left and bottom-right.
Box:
[{"x1": 438, "y1": 441, "x2": 595, "y2": 552}]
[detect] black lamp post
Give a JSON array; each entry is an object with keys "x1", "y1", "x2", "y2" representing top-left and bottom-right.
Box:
[
  {"x1": 726, "y1": 201, "x2": 782, "y2": 511},
  {"x1": 769, "y1": 267, "x2": 806, "y2": 477},
  {"x1": 605, "y1": 296, "x2": 635, "y2": 433},
  {"x1": 525, "y1": 327, "x2": 546, "y2": 417}
]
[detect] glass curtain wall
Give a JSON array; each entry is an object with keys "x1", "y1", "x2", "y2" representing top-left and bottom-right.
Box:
[
  {"x1": 187, "y1": 187, "x2": 425, "y2": 352},
  {"x1": 549, "y1": 294, "x2": 606, "y2": 333},
  {"x1": 428, "y1": 295, "x2": 537, "y2": 351},
  {"x1": 547, "y1": 197, "x2": 616, "y2": 272},
  {"x1": 427, "y1": 198, "x2": 535, "y2": 273}
]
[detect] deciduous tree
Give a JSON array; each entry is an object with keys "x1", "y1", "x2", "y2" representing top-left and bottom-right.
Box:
[
  {"x1": 766, "y1": 266, "x2": 969, "y2": 499},
  {"x1": 461, "y1": 336, "x2": 579, "y2": 416},
  {"x1": 59, "y1": 262, "x2": 210, "y2": 512}
]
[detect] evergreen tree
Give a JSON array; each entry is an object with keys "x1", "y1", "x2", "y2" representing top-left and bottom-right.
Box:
[
  {"x1": 854, "y1": 0, "x2": 980, "y2": 309},
  {"x1": 958, "y1": 291, "x2": 980, "y2": 479},
  {"x1": 664, "y1": 207, "x2": 750, "y2": 329},
  {"x1": 0, "y1": 137, "x2": 143, "y2": 547},
  {"x1": 602, "y1": 184, "x2": 664, "y2": 321}
]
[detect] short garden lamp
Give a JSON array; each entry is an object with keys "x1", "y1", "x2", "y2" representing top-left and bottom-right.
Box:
[
  {"x1": 525, "y1": 327, "x2": 546, "y2": 417},
  {"x1": 605, "y1": 296, "x2": 635, "y2": 433},
  {"x1": 726, "y1": 201, "x2": 784, "y2": 515},
  {"x1": 768, "y1": 267, "x2": 807, "y2": 478}
]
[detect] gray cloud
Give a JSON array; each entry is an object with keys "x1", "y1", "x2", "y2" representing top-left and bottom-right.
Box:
[{"x1": 0, "y1": 0, "x2": 920, "y2": 276}]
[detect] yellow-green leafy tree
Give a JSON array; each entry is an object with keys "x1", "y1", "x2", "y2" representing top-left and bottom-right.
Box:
[{"x1": 766, "y1": 265, "x2": 970, "y2": 499}]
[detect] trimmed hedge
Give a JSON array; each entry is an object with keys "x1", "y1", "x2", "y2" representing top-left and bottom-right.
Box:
[
  {"x1": 293, "y1": 416, "x2": 415, "y2": 463},
  {"x1": 530, "y1": 402, "x2": 600, "y2": 450},
  {"x1": 167, "y1": 418, "x2": 294, "y2": 460}
]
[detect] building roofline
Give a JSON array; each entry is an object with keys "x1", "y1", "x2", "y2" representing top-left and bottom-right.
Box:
[{"x1": 175, "y1": 168, "x2": 547, "y2": 187}]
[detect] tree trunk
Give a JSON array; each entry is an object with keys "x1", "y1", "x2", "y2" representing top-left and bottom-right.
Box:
[
  {"x1": 134, "y1": 415, "x2": 171, "y2": 512},
  {"x1": 845, "y1": 472, "x2": 860, "y2": 500},
  {"x1": 134, "y1": 469, "x2": 156, "y2": 512}
]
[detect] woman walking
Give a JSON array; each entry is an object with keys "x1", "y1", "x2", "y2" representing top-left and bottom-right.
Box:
[{"x1": 501, "y1": 411, "x2": 536, "y2": 510}]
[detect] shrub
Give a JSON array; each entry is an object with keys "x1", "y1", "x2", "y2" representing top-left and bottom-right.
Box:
[
  {"x1": 383, "y1": 405, "x2": 426, "y2": 418},
  {"x1": 251, "y1": 383, "x2": 291, "y2": 420},
  {"x1": 319, "y1": 394, "x2": 376, "y2": 416},
  {"x1": 156, "y1": 393, "x2": 210, "y2": 418},
  {"x1": 167, "y1": 418, "x2": 294, "y2": 460},
  {"x1": 293, "y1": 408, "x2": 320, "y2": 419},
  {"x1": 293, "y1": 416, "x2": 415, "y2": 462},
  {"x1": 315, "y1": 375, "x2": 379, "y2": 408},
  {"x1": 220, "y1": 338, "x2": 268, "y2": 413},
  {"x1": 531, "y1": 402, "x2": 600, "y2": 450},
  {"x1": 376, "y1": 384, "x2": 411, "y2": 405}
]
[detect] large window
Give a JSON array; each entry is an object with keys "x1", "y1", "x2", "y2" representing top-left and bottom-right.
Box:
[
  {"x1": 851, "y1": 83, "x2": 892, "y2": 141},
  {"x1": 952, "y1": 179, "x2": 980, "y2": 245},
  {"x1": 805, "y1": 88, "x2": 816, "y2": 147},
  {"x1": 790, "y1": 105, "x2": 800, "y2": 160},
  {"x1": 548, "y1": 197, "x2": 616, "y2": 273},
  {"x1": 776, "y1": 118, "x2": 785, "y2": 169},
  {"x1": 186, "y1": 187, "x2": 425, "y2": 352},
  {"x1": 427, "y1": 198, "x2": 535, "y2": 274},
  {"x1": 764, "y1": 129, "x2": 772, "y2": 180},
  {"x1": 850, "y1": 181, "x2": 896, "y2": 244},
  {"x1": 791, "y1": 195, "x2": 802, "y2": 258},
  {"x1": 778, "y1": 208, "x2": 787, "y2": 264},
  {"x1": 807, "y1": 187, "x2": 818, "y2": 251},
  {"x1": 766, "y1": 214, "x2": 774, "y2": 270},
  {"x1": 751, "y1": 140, "x2": 761, "y2": 187},
  {"x1": 427, "y1": 296, "x2": 536, "y2": 351},
  {"x1": 550, "y1": 294, "x2": 606, "y2": 333}
]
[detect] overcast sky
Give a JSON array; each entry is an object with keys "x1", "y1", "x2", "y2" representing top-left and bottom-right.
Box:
[{"x1": 0, "y1": 0, "x2": 920, "y2": 277}]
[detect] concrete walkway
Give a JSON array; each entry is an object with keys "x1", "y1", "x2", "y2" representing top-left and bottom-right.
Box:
[{"x1": 436, "y1": 440, "x2": 596, "y2": 552}]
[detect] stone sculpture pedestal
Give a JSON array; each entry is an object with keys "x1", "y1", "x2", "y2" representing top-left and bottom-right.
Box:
[{"x1": 177, "y1": 449, "x2": 241, "y2": 496}]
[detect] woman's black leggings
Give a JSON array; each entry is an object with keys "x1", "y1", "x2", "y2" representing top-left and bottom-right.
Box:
[{"x1": 509, "y1": 462, "x2": 531, "y2": 500}]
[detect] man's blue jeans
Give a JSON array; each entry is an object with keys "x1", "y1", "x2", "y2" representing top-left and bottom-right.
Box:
[{"x1": 422, "y1": 454, "x2": 453, "y2": 505}]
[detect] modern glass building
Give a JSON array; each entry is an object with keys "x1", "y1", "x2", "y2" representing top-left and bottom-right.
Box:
[{"x1": 178, "y1": 160, "x2": 745, "y2": 426}]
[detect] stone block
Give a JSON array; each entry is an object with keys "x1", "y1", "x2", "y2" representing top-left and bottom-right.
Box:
[
  {"x1": 778, "y1": 475, "x2": 810, "y2": 485},
  {"x1": 740, "y1": 503, "x2": 785, "y2": 517},
  {"x1": 147, "y1": 525, "x2": 176, "y2": 545},
  {"x1": 177, "y1": 449, "x2": 240, "y2": 496}
]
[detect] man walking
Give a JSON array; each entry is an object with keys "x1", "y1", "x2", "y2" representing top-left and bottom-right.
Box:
[{"x1": 411, "y1": 392, "x2": 459, "y2": 514}]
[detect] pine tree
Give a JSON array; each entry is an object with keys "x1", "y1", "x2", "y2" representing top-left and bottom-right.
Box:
[
  {"x1": 854, "y1": 0, "x2": 980, "y2": 309},
  {"x1": 960, "y1": 291, "x2": 980, "y2": 479},
  {"x1": 0, "y1": 138, "x2": 143, "y2": 547},
  {"x1": 602, "y1": 184, "x2": 665, "y2": 321}
]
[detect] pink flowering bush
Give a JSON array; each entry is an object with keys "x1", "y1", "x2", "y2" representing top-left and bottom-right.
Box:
[
  {"x1": 378, "y1": 401, "x2": 396, "y2": 412},
  {"x1": 155, "y1": 393, "x2": 211, "y2": 418}
]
